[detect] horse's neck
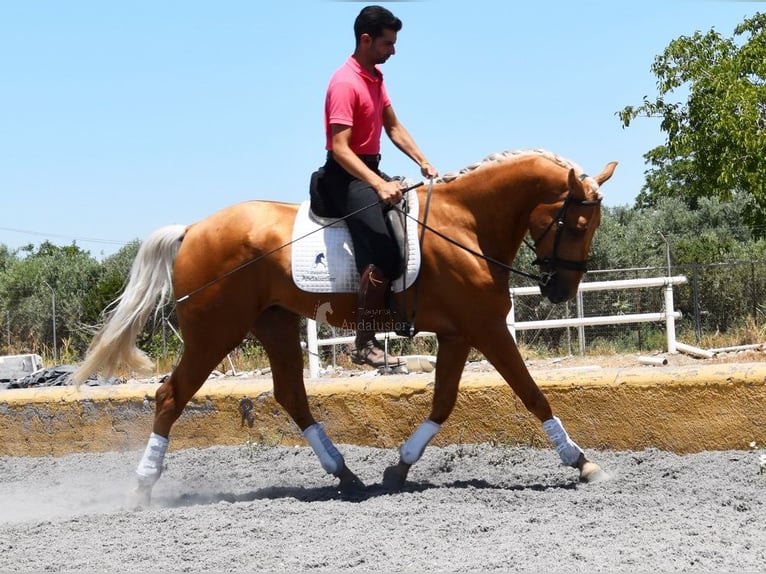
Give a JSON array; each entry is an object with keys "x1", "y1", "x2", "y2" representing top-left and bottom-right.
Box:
[{"x1": 432, "y1": 162, "x2": 564, "y2": 263}]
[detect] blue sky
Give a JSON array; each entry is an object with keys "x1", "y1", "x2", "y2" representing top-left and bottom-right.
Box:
[{"x1": 2, "y1": 1, "x2": 762, "y2": 259}]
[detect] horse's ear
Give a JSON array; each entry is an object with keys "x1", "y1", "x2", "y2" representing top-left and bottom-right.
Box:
[
  {"x1": 567, "y1": 169, "x2": 585, "y2": 199},
  {"x1": 594, "y1": 161, "x2": 618, "y2": 185}
]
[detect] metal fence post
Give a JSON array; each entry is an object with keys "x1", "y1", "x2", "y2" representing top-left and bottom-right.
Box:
[
  {"x1": 42, "y1": 281, "x2": 57, "y2": 363},
  {"x1": 692, "y1": 263, "x2": 702, "y2": 344}
]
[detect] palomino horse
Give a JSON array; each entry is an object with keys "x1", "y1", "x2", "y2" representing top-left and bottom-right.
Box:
[{"x1": 72, "y1": 149, "x2": 617, "y2": 501}]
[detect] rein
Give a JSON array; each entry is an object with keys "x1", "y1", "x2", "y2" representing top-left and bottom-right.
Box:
[
  {"x1": 176, "y1": 180, "x2": 424, "y2": 304},
  {"x1": 398, "y1": 184, "x2": 600, "y2": 335},
  {"x1": 401, "y1": 209, "x2": 543, "y2": 283},
  {"x1": 402, "y1": 174, "x2": 601, "y2": 287},
  {"x1": 398, "y1": 178, "x2": 435, "y2": 336},
  {"x1": 177, "y1": 177, "x2": 600, "y2": 309}
]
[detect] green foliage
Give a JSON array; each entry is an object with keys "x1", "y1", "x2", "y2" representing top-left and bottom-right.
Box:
[
  {"x1": 141, "y1": 327, "x2": 184, "y2": 373},
  {"x1": 619, "y1": 13, "x2": 766, "y2": 236},
  {"x1": 592, "y1": 194, "x2": 756, "y2": 269},
  {"x1": 591, "y1": 205, "x2": 666, "y2": 269},
  {"x1": 81, "y1": 241, "x2": 140, "y2": 324},
  {"x1": 0, "y1": 241, "x2": 101, "y2": 357},
  {"x1": 675, "y1": 261, "x2": 765, "y2": 333},
  {"x1": 232, "y1": 338, "x2": 270, "y2": 370},
  {"x1": 512, "y1": 189, "x2": 765, "y2": 351},
  {"x1": 0, "y1": 245, "x2": 16, "y2": 274}
]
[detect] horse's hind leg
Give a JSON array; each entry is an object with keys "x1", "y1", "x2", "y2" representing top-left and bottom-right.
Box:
[
  {"x1": 132, "y1": 350, "x2": 232, "y2": 506},
  {"x1": 132, "y1": 306, "x2": 255, "y2": 505},
  {"x1": 252, "y1": 306, "x2": 364, "y2": 493}
]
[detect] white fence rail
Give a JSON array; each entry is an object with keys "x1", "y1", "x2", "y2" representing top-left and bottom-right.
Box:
[
  {"x1": 305, "y1": 275, "x2": 688, "y2": 378},
  {"x1": 507, "y1": 276, "x2": 687, "y2": 354}
]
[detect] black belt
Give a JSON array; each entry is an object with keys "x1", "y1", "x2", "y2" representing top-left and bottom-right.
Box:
[{"x1": 326, "y1": 151, "x2": 381, "y2": 164}]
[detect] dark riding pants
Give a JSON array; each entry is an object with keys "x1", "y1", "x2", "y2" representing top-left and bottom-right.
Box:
[{"x1": 320, "y1": 153, "x2": 403, "y2": 279}]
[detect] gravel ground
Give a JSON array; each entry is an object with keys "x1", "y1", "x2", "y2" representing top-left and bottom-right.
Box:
[
  {"x1": 1, "y1": 350, "x2": 764, "y2": 571},
  {"x1": 1, "y1": 442, "x2": 764, "y2": 572}
]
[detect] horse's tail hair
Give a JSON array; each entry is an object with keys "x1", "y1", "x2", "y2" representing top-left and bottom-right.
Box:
[{"x1": 70, "y1": 224, "x2": 187, "y2": 386}]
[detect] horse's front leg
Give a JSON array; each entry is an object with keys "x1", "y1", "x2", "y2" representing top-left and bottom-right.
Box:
[
  {"x1": 383, "y1": 334, "x2": 471, "y2": 490},
  {"x1": 474, "y1": 323, "x2": 607, "y2": 483},
  {"x1": 252, "y1": 307, "x2": 364, "y2": 494}
]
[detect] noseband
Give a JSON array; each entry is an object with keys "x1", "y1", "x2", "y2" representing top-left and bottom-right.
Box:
[{"x1": 527, "y1": 177, "x2": 602, "y2": 287}]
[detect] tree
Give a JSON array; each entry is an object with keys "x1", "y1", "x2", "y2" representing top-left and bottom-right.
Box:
[
  {"x1": 0, "y1": 242, "x2": 101, "y2": 358},
  {"x1": 618, "y1": 13, "x2": 766, "y2": 236},
  {"x1": 81, "y1": 240, "x2": 140, "y2": 324},
  {"x1": 591, "y1": 205, "x2": 668, "y2": 270},
  {"x1": 0, "y1": 244, "x2": 17, "y2": 274}
]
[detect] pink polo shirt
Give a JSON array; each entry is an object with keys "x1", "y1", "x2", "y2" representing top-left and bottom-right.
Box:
[{"x1": 325, "y1": 56, "x2": 391, "y2": 155}]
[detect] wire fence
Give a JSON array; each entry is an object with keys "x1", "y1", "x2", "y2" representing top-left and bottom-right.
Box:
[
  {"x1": 4, "y1": 260, "x2": 764, "y2": 367},
  {"x1": 510, "y1": 261, "x2": 766, "y2": 355},
  {"x1": 306, "y1": 261, "x2": 766, "y2": 367}
]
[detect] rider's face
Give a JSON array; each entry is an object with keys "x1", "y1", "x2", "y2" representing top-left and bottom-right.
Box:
[{"x1": 362, "y1": 29, "x2": 397, "y2": 65}]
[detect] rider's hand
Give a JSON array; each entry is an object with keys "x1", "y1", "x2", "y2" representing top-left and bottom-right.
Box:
[
  {"x1": 376, "y1": 180, "x2": 404, "y2": 206},
  {"x1": 420, "y1": 161, "x2": 438, "y2": 179}
]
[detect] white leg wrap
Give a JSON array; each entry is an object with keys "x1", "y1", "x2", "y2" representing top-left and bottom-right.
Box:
[
  {"x1": 303, "y1": 423, "x2": 344, "y2": 475},
  {"x1": 136, "y1": 432, "x2": 169, "y2": 486},
  {"x1": 400, "y1": 420, "x2": 441, "y2": 465},
  {"x1": 542, "y1": 416, "x2": 584, "y2": 467}
]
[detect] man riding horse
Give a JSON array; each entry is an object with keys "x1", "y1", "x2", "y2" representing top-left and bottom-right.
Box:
[{"x1": 316, "y1": 5, "x2": 438, "y2": 369}]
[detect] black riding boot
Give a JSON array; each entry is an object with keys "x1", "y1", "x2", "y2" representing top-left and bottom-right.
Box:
[{"x1": 351, "y1": 264, "x2": 404, "y2": 369}]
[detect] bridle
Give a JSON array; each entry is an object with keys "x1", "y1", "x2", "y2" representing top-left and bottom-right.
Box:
[
  {"x1": 523, "y1": 183, "x2": 603, "y2": 287},
  {"x1": 171, "y1": 172, "x2": 603, "y2": 342},
  {"x1": 175, "y1": 175, "x2": 601, "y2": 305},
  {"x1": 394, "y1": 176, "x2": 601, "y2": 335},
  {"x1": 408, "y1": 175, "x2": 602, "y2": 289}
]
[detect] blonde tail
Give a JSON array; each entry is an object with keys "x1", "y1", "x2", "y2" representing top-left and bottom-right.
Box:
[{"x1": 71, "y1": 224, "x2": 187, "y2": 386}]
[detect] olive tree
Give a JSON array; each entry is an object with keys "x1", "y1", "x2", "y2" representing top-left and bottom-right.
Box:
[{"x1": 0, "y1": 242, "x2": 101, "y2": 358}]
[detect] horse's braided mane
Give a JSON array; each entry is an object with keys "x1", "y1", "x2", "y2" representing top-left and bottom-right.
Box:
[{"x1": 434, "y1": 148, "x2": 585, "y2": 185}]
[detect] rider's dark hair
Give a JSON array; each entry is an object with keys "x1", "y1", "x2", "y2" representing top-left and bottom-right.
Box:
[{"x1": 354, "y1": 5, "x2": 402, "y2": 45}]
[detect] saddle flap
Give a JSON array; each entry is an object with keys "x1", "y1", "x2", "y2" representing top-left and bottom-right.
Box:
[
  {"x1": 385, "y1": 201, "x2": 409, "y2": 278},
  {"x1": 291, "y1": 188, "x2": 420, "y2": 294}
]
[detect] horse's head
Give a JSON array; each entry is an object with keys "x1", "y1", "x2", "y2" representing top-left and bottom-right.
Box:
[{"x1": 529, "y1": 161, "x2": 617, "y2": 303}]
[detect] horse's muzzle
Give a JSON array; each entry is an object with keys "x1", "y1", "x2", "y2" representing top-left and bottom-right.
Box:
[{"x1": 538, "y1": 273, "x2": 575, "y2": 304}]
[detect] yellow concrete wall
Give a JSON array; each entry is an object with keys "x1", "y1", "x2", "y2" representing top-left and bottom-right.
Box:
[{"x1": 1, "y1": 363, "x2": 764, "y2": 457}]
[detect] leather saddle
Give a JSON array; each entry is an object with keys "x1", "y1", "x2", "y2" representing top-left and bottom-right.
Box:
[{"x1": 308, "y1": 167, "x2": 411, "y2": 278}]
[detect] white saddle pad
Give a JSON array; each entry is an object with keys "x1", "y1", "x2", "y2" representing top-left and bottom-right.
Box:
[{"x1": 291, "y1": 191, "x2": 421, "y2": 293}]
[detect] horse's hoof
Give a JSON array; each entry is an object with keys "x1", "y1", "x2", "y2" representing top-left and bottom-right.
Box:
[
  {"x1": 382, "y1": 461, "x2": 410, "y2": 491},
  {"x1": 336, "y1": 465, "x2": 366, "y2": 495},
  {"x1": 579, "y1": 461, "x2": 609, "y2": 483},
  {"x1": 130, "y1": 483, "x2": 153, "y2": 509}
]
